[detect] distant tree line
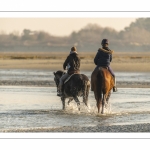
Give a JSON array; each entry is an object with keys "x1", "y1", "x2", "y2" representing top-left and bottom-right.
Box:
[{"x1": 0, "y1": 18, "x2": 150, "y2": 52}]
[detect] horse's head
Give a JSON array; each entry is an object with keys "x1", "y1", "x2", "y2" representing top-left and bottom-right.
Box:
[{"x1": 53, "y1": 70, "x2": 66, "y2": 87}]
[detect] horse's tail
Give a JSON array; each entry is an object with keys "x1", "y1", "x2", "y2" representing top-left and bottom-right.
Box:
[
  {"x1": 82, "y1": 79, "x2": 90, "y2": 106},
  {"x1": 96, "y1": 67, "x2": 104, "y2": 112}
]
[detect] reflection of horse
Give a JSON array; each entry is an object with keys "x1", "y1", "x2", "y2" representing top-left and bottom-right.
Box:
[
  {"x1": 53, "y1": 70, "x2": 90, "y2": 110},
  {"x1": 91, "y1": 67, "x2": 114, "y2": 114}
]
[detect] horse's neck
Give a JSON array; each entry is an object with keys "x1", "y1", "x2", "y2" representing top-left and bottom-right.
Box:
[
  {"x1": 60, "y1": 72, "x2": 66, "y2": 78},
  {"x1": 62, "y1": 72, "x2": 66, "y2": 75}
]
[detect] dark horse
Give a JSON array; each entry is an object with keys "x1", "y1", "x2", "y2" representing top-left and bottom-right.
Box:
[
  {"x1": 53, "y1": 70, "x2": 90, "y2": 110},
  {"x1": 91, "y1": 67, "x2": 114, "y2": 114}
]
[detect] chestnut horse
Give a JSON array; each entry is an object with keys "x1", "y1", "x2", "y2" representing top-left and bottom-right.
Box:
[{"x1": 91, "y1": 67, "x2": 114, "y2": 114}]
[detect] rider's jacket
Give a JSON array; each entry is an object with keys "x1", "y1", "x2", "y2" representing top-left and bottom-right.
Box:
[
  {"x1": 94, "y1": 47, "x2": 113, "y2": 67},
  {"x1": 63, "y1": 52, "x2": 80, "y2": 75}
]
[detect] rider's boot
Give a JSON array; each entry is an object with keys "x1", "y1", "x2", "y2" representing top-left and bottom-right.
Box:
[{"x1": 113, "y1": 77, "x2": 118, "y2": 92}]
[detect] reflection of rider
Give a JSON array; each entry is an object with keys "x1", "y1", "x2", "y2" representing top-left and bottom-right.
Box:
[
  {"x1": 92, "y1": 39, "x2": 117, "y2": 92},
  {"x1": 57, "y1": 46, "x2": 80, "y2": 96}
]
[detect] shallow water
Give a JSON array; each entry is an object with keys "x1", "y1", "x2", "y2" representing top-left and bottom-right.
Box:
[
  {"x1": 0, "y1": 69, "x2": 150, "y2": 132},
  {"x1": 0, "y1": 69, "x2": 150, "y2": 83},
  {"x1": 0, "y1": 86, "x2": 150, "y2": 131}
]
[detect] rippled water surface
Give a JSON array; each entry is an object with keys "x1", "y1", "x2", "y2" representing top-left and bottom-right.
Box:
[
  {"x1": 0, "y1": 85, "x2": 150, "y2": 131},
  {"x1": 0, "y1": 69, "x2": 150, "y2": 131},
  {"x1": 0, "y1": 69, "x2": 150, "y2": 83}
]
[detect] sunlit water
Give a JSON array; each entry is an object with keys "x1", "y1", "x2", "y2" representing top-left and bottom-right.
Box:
[
  {"x1": 0, "y1": 86, "x2": 150, "y2": 131},
  {"x1": 0, "y1": 69, "x2": 150, "y2": 83},
  {"x1": 0, "y1": 69, "x2": 150, "y2": 131}
]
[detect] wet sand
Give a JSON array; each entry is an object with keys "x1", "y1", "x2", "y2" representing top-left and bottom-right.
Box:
[
  {"x1": 0, "y1": 59, "x2": 150, "y2": 73},
  {"x1": 0, "y1": 52, "x2": 150, "y2": 88},
  {"x1": 2, "y1": 123, "x2": 150, "y2": 132},
  {"x1": 0, "y1": 51, "x2": 150, "y2": 72},
  {"x1": 0, "y1": 80, "x2": 150, "y2": 88}
]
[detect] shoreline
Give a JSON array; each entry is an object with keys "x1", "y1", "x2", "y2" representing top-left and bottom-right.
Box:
[
  {"x1": 0, "y1": 51, "x2": 149, "y2": 88},
  {"x1": 0, "y1": 80, "x2": 150, "y2": 88}
]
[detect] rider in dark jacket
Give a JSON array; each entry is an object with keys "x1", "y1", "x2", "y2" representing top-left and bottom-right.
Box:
[
  {"x1": 63, "y1": 50, "x2": 80, "y2": 75},
  {"x1": 92, "y1": 39, "x2": 117, "y2": 92},
  {"x1": 57, "y1": 46, "x2": 80, "y2": 96}
]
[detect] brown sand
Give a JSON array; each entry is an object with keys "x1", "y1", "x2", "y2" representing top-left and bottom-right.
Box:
[{"x1": 0, "y1": 52, "x2": 150, "y2": 72}]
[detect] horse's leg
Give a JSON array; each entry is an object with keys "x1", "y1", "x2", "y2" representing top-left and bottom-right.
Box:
[
  {"x1": 106, "y1": 91, "x2": 111, "y2": 104},
  {"x1": 83, "y1": 94, "x2": 88, "y2": 107},
  {"x1": 94, "y1": 91, "x2": 101, "y2": 113},
  {"x1": 73, "y1": 96, "x2": 80, "y2": 111},
  {"x1": 68, "y1": 98, "x2": 73, "y2": 105},
  {"x1": 61, "y1": 97, "x2": 66, "y2": 110},
  {"x1": 97, "y1": 100, "x2": 100, "y2": 113},
  {"x1": 101, "y1": 94, "x2": 106, "y2": 114},
  {"x1": 83, "y1": 82, "x2": 90, "y2": 107}
]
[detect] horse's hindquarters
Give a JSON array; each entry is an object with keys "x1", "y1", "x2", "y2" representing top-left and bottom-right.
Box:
[{"x1": 91, "y1": 67, "x2": 114, "y2": 113}]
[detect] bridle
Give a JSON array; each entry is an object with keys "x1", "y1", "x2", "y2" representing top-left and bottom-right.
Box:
[
  {"x1": 54, "y1": 71, "x2": 66, "y2": 87},
  {"x1": 54, "y1": 76, "x2": 59, "y2": 87}
]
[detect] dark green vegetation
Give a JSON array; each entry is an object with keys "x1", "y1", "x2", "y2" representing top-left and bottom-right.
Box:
[{"x1": 1, "y1": 18, "x2": 150, "y2": 52}]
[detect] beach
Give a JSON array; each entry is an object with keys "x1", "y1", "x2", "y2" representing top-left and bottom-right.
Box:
[
  {"x1": 0, "y1": 52, "x2": 150, "y2": 72},
  {"x1": 0, "y1": 51, "x2": 150, "y2": 133},
  {"x1": 0, "y1": 51, "x2": 150, "y2": 88}
]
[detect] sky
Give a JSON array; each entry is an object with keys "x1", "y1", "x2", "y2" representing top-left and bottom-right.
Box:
[{"x1": 0, "y1": 18, "x2": 138, "y2": 36}]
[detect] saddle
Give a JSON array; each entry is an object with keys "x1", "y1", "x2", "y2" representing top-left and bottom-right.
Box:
[
  {"x1": 64, "y1": 73, "x2": 78, "y2": 84},
  {"x1": 99, "y1": 66, "x2": 114, "y2": 79}
]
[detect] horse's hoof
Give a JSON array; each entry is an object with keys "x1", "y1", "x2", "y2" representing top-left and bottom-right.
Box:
[{"x1": 105, "y1": 104, "x2": 108, "y2": 108}]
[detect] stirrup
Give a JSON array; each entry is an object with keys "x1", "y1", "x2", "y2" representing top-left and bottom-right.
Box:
[{"x1": 113, "y1": 87, "x2": 117, "y2": 92}]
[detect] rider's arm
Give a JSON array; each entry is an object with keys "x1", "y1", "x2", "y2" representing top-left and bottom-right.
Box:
[
  {"x1": 110, "y1": 54, "x2": 112, "y2": 62},
  {"x1": 63, "y1": 56, "x2": 69, "y2": 70},
  {"x1": 94, "y1": 51, "x2": 99, "y2": 65}
]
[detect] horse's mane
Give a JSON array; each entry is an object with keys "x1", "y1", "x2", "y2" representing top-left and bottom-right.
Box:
[{"x1": 55, "y1": 70, "x2": 65, "y2": 76}]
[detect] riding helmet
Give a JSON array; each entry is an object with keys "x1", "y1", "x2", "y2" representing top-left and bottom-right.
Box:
[{"x1": 101, "y1": 39, "x2": 109, "y2": 45}]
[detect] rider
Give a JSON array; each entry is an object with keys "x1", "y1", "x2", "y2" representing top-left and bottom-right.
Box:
[
  {"x1": 91, "y1": 39, "x2": 117, "y2": 92},
  {"x1": 57, "y1": 46, "x2": 80, "y2": 96}
]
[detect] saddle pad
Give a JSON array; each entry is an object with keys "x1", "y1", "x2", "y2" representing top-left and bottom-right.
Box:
[{"x1": 64, "y1": 73, "x2": 77, "y2": 84}]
